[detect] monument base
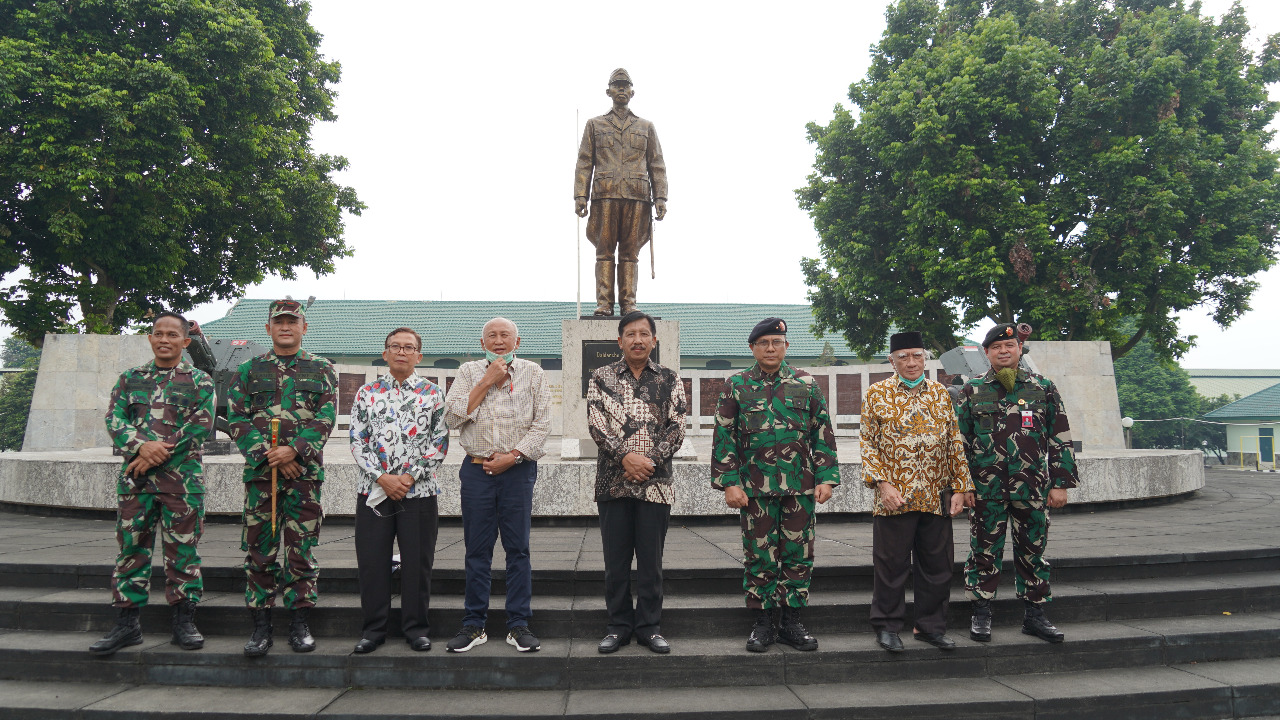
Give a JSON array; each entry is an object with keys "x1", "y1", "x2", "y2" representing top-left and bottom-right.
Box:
[{"x1": 560, "y1": 316, "x2": 681, "y2": 459}]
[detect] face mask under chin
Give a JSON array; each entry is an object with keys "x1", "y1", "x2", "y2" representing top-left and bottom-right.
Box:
[{"x1": 485, "y1": 350, "x2": 515, "y2": 364}]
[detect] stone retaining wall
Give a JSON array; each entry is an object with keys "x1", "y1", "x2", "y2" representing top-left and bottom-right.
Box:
[{"x1": 0, "y1": 449, "x2": 1204, "y2": 517}]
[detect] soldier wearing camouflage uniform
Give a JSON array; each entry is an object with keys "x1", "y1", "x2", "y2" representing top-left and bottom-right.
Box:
[
  {"x1": 91, "y1": 312, "x2": 216, "y2": 657},
  {"x1": 955, "y1": 323, "x2": 1078, "y2": 644},
  {"x1": 227, "y1": 299, "x2": 337, "y2": 656},
  {"x1": 712, "y1": 317, "x2": 839, "y2": 653}
]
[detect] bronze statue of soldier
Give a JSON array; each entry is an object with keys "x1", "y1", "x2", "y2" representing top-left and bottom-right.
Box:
[{"x1": 574, "y1": 68, "x2": 668, "y2": 316}]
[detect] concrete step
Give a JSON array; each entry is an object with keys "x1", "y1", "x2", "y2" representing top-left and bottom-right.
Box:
[
  {"x1": 4, "y1": 570, "x2": 1278, "y2": 639},
  {"x1": 2, "y1": 545, "x2": 1274, "y2": 595},
  {"x1": 1, "y1": 614, "x2": 1278, "y2": 691},
  {"x1": 0, "y1": 656, "x2": 1277, "y2": 718}
]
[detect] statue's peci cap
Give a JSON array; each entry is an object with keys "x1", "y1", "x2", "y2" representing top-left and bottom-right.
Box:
[
  {"x1": 982, "y1": 323, "x2": 1018, "y2": 348},
  {"x1": 609, "y1": 68, "x2": 632, "y2": 86},
  {"x1": 269, "y1": 299, "x2": 306, "y2": 321},
  {"x1": 749, "y1": 318, "x2": 787, "y2": 344}
]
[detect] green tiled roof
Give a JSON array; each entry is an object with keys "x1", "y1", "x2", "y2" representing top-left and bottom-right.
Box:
[
  {"x1": 1203, "y1": 382, "x2": 1280, "y2": 420},
  {"x1": 200, "y1": 299, "x2": 880, "y2": 359},
  {"x1": 1186, "y1": 369, "x2": 1280, "y2": 400}
]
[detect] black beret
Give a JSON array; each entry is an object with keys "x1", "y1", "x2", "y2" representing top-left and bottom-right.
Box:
[
  {"x1": 749, "y1": 317, "x2": 787, "y2": 344},
  {"x1": 982, "y1": 323, "x2": 1019, "y2": 348},
  {"x1": 888, "y1": 331, "x2": 924, "y2": 353}
]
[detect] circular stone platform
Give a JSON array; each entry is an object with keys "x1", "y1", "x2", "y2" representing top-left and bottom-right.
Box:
[{"x1": 0, "y1": 439, "x2": 1204, "y2": 518}]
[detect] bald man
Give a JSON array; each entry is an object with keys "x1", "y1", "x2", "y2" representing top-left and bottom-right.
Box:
[{"x1": 443, "y1": 318, "x2": 552, "y2": 653}]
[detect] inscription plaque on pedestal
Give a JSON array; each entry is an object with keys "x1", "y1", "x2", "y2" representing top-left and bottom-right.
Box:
[{"x1": 580, "y1": 341, "x2": 660, "y2": 397}]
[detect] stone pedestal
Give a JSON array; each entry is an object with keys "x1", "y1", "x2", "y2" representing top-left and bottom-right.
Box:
[{"x1": 561, "y1": 317, "x2": 686, "y2": 459}]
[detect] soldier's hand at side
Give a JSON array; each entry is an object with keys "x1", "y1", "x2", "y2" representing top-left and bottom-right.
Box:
[
  {"x1": 877, "y1": 482, "x2": 905, "y2": 512},
  {"x1": 723, "y1": 486, "x2": 748, "y2": 509},
  {"x1": 279, "y1": 460, "x2": 305, "y2": 480},
  {"x1": 1047, "y1": 488, "x2": 1068, "y2": 509},
  {"x1": 136, "y1": 441, "x2": 173, "y2": 467},
  {"x1": 266, "y1": 445, "x2": 298, "y2": 468},
  {"x1": 575, "y1": 197, "x2": 589, "y2": 217},
  {"x1": 655, "y1": 199, "x2": 666, "y2": 220},
  {"x1": 815, "y1": 484, "x2": 833, "y2": 504}
]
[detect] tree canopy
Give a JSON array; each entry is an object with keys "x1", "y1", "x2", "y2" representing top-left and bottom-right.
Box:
[
  {"x1": 0, "y1": 0, "x2": 363, "y2": 345},
  {"x1": 799, "y1": 0, "x2": 1280, "y2": 359}
]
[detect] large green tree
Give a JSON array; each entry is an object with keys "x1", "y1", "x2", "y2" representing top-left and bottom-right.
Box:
[
  {"x1": 0, "y1": 0, "x2": 362, "y2": 345},
  {"x1": 799, "y1": 0, "x2": 1280, "y2": 359}
]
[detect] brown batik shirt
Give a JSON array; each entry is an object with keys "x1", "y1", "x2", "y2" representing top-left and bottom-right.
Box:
[{"x1": 586, "y1": 357, "x2": 688, "y2": 504}]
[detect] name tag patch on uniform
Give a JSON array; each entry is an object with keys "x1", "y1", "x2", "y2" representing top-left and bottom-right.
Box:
[{"x1": 1022, "y1": 410, "x2": 1034, "y2": 428}]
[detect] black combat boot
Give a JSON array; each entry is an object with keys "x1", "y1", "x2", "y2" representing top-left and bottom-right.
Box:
[
  {"x1": 745, "y1": 609, "x2": 776, "y2": 653},
  {"x1": 970, "y1": 599, "x2": 992, "y2": 642},
  {"x1": 777, "y1": 607, "x2": 818, "y2": 651},
  {"x1": 89, "y1": 607, "x2": 143, "y2": 656},
  {"x1": 171, "y1": 599, "x2": 204, "y2": 650},
  {"x1": 244, "y1": 608, "x2": 273, "y2": 657},
  {"x1": 1022, "y1": 600, "x2": 1064, "y2": 643},
  {"x1": 289, "y1": 608, "x2": 316, "y2": 652}
]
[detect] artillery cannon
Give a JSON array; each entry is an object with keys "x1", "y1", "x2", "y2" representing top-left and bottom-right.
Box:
[{"x1": 183, "y1": 321, "x2": 266, "y2": 438}]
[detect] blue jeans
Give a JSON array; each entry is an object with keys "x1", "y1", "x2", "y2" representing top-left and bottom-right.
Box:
[{"x1": 459, "y1": 458, "x2": 536, "y2": 629}]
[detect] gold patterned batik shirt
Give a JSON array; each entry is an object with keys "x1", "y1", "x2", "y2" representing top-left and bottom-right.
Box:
[{"x1": 860, "y1": 375, "x2": 973, "y2": 517}]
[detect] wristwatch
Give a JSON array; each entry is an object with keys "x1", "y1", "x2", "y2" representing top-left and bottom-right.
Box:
[{"x1": 511, "y1": 452, "x2": 525, "y2": 465}]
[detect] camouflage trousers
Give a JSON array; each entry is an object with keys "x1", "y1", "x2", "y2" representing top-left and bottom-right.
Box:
[
  {"x1": 113, "y1": 492, "x2": 204, "y2": 608},
  {"x1": 241, "y1": 476, "x2": 323, "y2": 609},
  {"x1": 964, "y1": 497, "x2": 1052, "y2": 604},
  {"x1": 740, "y1": 494, "x2": 816, "y2": 610}
]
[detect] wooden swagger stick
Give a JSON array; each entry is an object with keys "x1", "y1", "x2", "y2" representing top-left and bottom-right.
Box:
[{"x1": 270, "y1": 418, "x2": 280, "y2": 535}]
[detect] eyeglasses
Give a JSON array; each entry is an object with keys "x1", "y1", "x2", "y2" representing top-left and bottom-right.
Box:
[
  {"x1": 385, "y1": 344, "x2": 420, "y2": 355},
  {"x1": 893, "y1": 351, "x2": 926, "y2": 361},
  {"x1": 753, "y1": 339, "x2": 787, "y2": 349},
  {"x1": 371, "y1": 499, "x2": 403, "y2": 518}
]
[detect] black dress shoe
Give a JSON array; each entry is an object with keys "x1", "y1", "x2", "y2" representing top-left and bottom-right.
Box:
[
  {"x1": 1022, "y1": 603, "x2": 1065, "y2": 643},
  {"x1": 637, "y1": 633, "x2": 670, "y2": 654},
  {"x1": 598, "y1": 633, "x2": 630, "y2": 654},
  {"x1": 354, "y1": 637, "x2": 384, "y2": 654},
  {"x1": 914, "y1": 630, "x2": 957, "y2": 650},
  {"x1": 408, "y1": 636, "x2": 431, "y2": 651},
  {"x1": 876, "y1": 629, "x2": 904, "y2": 652}
]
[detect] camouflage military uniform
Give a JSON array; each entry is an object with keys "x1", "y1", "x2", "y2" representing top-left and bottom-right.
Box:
[
  {"x1": 711, "y1": 361, "x2": 840, "y2": 610},
  {"x1": 104, "y1": 361, "x2": 216, "y2": 608},
  {"x1": 227, "y1": 349, "x2": 337, "y2": 609},
  {"x1": 955, "y1": 368, "x2": 1079, "y2": 604}
]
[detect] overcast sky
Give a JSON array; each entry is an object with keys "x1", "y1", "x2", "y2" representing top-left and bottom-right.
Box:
[{"x1": 37, "y1": 1, "x2": 1280, "y2": 367}]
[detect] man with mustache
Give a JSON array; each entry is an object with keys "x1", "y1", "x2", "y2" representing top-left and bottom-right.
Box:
[
  {"x1": 444, "y1": 318, "x2": 552, "y2": 653},
  {"x1": 712, "y1": 317, "x2": 839, "y2": 653},
  {"x1": 227, "y1": 299, "x2": 337, "y2": 657},
  {"x1": 587, "y1": 311, "x2": 687, "y2": 654},
  {"x1": 955, "y1": 323, "x2": 1079, "y2": 644},
  {"x1": 92, "y1": 311, "x2": 216, "y2": 656}
]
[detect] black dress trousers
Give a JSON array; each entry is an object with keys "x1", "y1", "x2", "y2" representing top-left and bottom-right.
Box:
[
  {"x1": 869, "y1": 510, "x2": 955, "y2": 635},
  {"x1": 598, "y1": 497, "x2": 671, "y2": 638},
  {"x1": 355, "y1": 494, "x2": 439, "y2": 642}
]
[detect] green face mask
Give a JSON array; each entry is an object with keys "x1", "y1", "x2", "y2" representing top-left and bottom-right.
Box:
[
  {"x1": 900, "y1": 374, "x2": 925, "y2": 388},
  {"x1": 995, "y1": 367, "x2": 1018, "y2": 392},
  {"x1": 485, "y1": 350, "x2": 514, "y2": 364}
]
